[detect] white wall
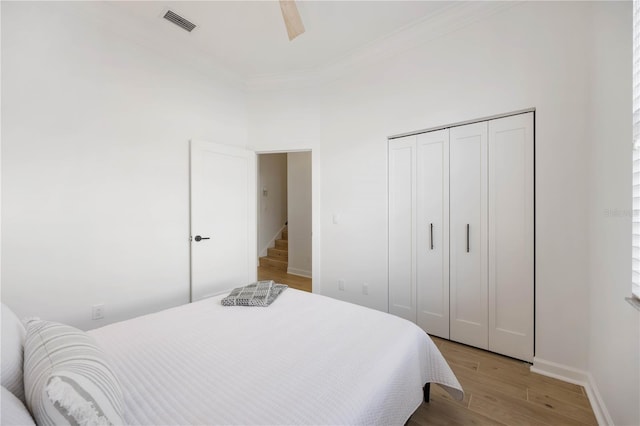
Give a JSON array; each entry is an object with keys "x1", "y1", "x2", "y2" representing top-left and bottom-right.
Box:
[
  {"x1": 287, "y1": 152, "x2": 312, "y2": 277},
  {"x1": 588, "y1": 2, "x2": 640, "y2": 425},
  {"x1": 258, "y1": 153, "x2": 287, "y2": 257},
  {"x1": 1, "y1": 2, "x2": 248, "y2": 330},
  {"x1": 3, "y1": 2, "x2": 637, "y2": 421},
  {"x1": 324, "y1": 1, "x2": 592, "y2": 348},
  {"x1": 250, "y1": 4, "x2": 640, "y2": 421},
  {"x1": 249, "y1": 88, "x2": 323, "y2": 289},
  {"x1": 251, "y1": 1, "x2": 593, "y2": 371}
]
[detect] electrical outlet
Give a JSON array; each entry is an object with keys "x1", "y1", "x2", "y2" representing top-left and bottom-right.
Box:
[
  {"x1": 91, "y1": 304, "x2": 105, "y2": 320},
  {"x1": 338, "y1": 279, "x2": 345, "y2": 291},
  {"x1": 362, "y1": 283, "x2": 369, "y2": 295}
]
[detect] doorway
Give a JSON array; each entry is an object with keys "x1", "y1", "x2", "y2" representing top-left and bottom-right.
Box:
[{"x1": 256, "y1": 152, "x2": 312, "y2": 292}]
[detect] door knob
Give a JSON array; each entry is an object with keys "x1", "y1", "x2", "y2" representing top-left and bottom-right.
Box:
[{"x1": 194, "y1": 235, "x2": 210, "y2": 242}]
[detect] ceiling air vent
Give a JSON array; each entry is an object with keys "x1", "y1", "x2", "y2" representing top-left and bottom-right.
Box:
[{"x1": 163, "y1": 10, "x2": 196, "y2": 32}]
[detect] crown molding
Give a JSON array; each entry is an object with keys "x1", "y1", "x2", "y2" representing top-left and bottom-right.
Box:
[
  {"x1": 40, "y1": 1, "x2": 518, "y2": 93},
  {"x1": 245, "y1": 1, "x2": 518, "y2": 92}
]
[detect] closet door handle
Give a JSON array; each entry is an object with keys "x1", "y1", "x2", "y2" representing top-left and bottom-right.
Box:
[
  {"x1": 466, "y1": 224, "x2": 470, "y2": 253},
  {"x1": 429, "y1": 223, "x2": 434, "y2": 250}
]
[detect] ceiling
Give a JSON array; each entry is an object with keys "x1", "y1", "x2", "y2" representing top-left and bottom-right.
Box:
[{"x1": 105, "y1": 1, "x2": 453, "y2": 80}]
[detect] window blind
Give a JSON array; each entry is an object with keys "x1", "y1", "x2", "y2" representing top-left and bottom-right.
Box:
[{"x1": 633, "y1": 0, "x2": 640, "y2": 298}]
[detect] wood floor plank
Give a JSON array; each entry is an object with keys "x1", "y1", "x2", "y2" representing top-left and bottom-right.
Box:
[
  {"x1": 451, "y1": 363, "x2": 529, "y2": 401},
  {"x1": 476, "y1": 358, "x2": 587, "y2": 402},
  {"x1": 257, "y1": 266, "x2": 311, "y2": 292},
  {"x1": 441, "y1": 350, "x2": 481, "y2": 372},
  {"x1": 527, "y1": 388, "x2": 598, "y2": 425},
  {"x1": 409, "y1": 339, "x2": 597, "y2": 426},
  {"x1": 468, "y1": 392, "x2": 553, "y2": 426},
  {"x1": 526, "y1": 372, "x2": 586, "y2": 396},
  {"x1": 524, "y1": 377, "x2": 592, "y2": 410},
  {"x1": 440, "y1": 339, "x2": 526, "y2": 370},
  {"x1": 475, "y1": 353, "x2": 534, "y2": 377},
  {"x1": 469, "y1": 389, "x2": 587, "y2": 426},
  {"x1": 413, "y1": 394, "x2": 506, "y2": 426}
]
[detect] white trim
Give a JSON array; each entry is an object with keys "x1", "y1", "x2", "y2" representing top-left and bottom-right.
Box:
[
  {"x1": 632, "y1": 283, "x2": 640, "y2": 300},
  {"x1": 59, "y1": 1, "x2": 515, "y2": 92},
  {"x1": 245, "y1": 2, "x2": 516, "y2": 91},
  {"x1": 388, "y1": 108, "x2": 536, "y2": 140},
  {"x1": 584, "y1": 373, "x2": 615, "y2": 426},
  {"x1": 633, "y1": 0, "x2": 640, "y2": 305},
  {"x1": 531, "y1": 357, "x2": 589, "y2": 385},
  {"x1": 531, "y1": 358, "x2": 613, "y2": 426},
  {"x1": 286, "y1": 268, "x2": 312, "y2": 279},
  {"x1": 260, "y1": 225, "x2": 287, "y2": 258}
]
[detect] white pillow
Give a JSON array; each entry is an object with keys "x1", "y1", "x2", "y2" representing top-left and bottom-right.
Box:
[
  {"x1": 1, "y1": 386, "x2": 35, "y2": 425},
  {"x1": 1, "y1": 303, "x2": 26, "y2": 403},
  {"x1": 23, "y1": 319, "x2": 125, "y2": 426}
]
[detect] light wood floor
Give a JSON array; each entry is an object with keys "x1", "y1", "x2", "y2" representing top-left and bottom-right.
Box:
[
  {"x1": 257, "y1": 266, "x2": 312, "y2": 293},
  {"x1": 409, "y1": 337, "x2": 598, "y2": 426}
]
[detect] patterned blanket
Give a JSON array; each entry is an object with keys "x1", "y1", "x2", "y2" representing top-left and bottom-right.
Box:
[{"x1": 221, "y1": 280, "x2": 288, "y2": 307}]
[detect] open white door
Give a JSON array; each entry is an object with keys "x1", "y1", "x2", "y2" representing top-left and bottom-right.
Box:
[{"x1": 190, "y1": 140, "x2": 256, "y2": 302}]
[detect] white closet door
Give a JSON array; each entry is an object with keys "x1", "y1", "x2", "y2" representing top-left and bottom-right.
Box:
[
  {"x1": 449, "y1": 122, "x2": 489, "y2": 349},
  {"x1": 416, "y1": 130, "x2": 450, "y2": 338},
  {"x1": 488, "y1": 113, "x2": 534, "y2": 362},
  {"x1": 388, "y1": 136, "x2": 417, "y2": 321}
]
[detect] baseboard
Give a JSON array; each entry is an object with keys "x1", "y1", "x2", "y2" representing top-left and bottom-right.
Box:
[
  {"x1": 530, "y1": 357, "x2": 589, "y2": 384},
  {"x1": 584, "y1": 373, "x2": 615, "y2": 426},
  {"x1": 531, "y1": 358, "x2": 613, "y2": 425},
  {"x1": 287, "y1": 267, "x2": 311, "y2": 278},
  {"x1": 259, "y1": 224, "x2": 287, "y2": 257}
]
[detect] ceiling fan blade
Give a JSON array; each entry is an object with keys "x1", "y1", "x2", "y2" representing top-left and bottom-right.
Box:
[{"x1": 279, "y1": 0, "x2": 305, "y2": 41}]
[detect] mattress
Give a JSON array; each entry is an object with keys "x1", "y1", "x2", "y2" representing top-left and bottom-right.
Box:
[{"x1": 89, "y1": 289, "x2": 463, "y2": 425}]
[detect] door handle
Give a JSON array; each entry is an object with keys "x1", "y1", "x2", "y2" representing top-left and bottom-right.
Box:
[
  {"x1": 194, "y1": 235, "x2": 210, "y2": 242},
  {"x1": 429, "y1": 223, "x2": 434, "y2": 250},
  {"x1": 466, "y1": 224, "x2": 470, "y2": 253}
]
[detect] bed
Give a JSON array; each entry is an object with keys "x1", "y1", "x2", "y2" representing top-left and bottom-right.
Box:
[{"x1": 2, "y1": 289, "x2": 463, "y2": 426}]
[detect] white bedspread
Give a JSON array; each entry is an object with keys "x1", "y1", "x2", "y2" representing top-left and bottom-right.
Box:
[{"x1": 89, "y1": 289, "x2": 462, "y2": 425}]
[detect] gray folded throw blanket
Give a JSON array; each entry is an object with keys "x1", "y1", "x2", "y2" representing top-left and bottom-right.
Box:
[{"x1": 221, "y1": 280, "x2": 288, "y2": 307}]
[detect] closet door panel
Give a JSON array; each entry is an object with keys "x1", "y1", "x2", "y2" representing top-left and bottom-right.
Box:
[
  {"x1": 388, "y1": 136, "x2": 417, "y2": 321},
  {"x1": 488, "y1": 113, "x2": 534, "y2": 362},
  {"x1": 449, "y1": 122, "x2": 488, "y2": 350},
  {"x1": 416, "y1": 130, "x2": 450, "y2": 338}
]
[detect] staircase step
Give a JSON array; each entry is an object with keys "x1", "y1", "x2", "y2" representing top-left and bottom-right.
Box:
[
  {"x1": 282, "y1": 229, "x2": 288, "y2": 240},
  {"x1": 275, "y1": 239, "x2": 288, "y2": 250},
  {"x1": 267, "y1": 247, "x2": 288, "y2": 260},
  {"x1": 259, "y1": 256, "x2": 288, "y2": 271}
]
